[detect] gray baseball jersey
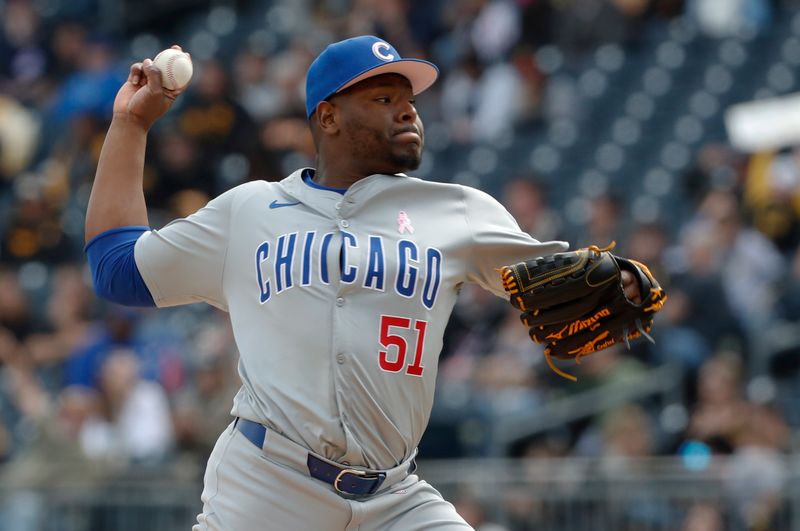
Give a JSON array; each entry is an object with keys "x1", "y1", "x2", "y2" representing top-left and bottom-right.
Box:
[{"x1": 134, "y1": 169, "x2": 567, "y2": 470}]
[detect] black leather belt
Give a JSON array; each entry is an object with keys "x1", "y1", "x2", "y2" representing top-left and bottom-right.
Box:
[{"x1": 236, "y1": 418, "x2": 412, "y2": 496}]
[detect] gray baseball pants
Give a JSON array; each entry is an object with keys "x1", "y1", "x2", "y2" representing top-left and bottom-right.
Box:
[{"x1": 193, "y1": 421, "x2": 473, "y2": 530}]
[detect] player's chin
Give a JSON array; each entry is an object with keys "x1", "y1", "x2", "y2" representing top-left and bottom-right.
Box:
[
  {"x1": 391, "y1": 145, "x2": 423, "y2": 172},
  {"x1": 391, "y1": 153, "x2": 422, "y2": 172}
]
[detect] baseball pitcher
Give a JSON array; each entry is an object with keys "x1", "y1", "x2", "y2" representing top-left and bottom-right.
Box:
[{"x1": 85, "y1": 36, "x2": 663, "y2": 530}]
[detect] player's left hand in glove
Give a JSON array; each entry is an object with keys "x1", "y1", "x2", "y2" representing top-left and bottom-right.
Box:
[{"x1": 498, "y1": 244, "x2": 667, "y2": 381}]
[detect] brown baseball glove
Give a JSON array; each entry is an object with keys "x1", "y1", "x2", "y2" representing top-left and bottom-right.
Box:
[{"x1": 499, "y1": 244, "x2": 667, "y2": 381}]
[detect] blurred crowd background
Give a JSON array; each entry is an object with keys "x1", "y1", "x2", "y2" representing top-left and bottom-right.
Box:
[{"x1": 2, "y1": 0, "x2": 800, "y2": 529}]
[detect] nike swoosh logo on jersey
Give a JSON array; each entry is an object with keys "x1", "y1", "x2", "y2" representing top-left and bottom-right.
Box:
[{"x1": 269, "y1": 200, "x2": 301, "y2": 209}]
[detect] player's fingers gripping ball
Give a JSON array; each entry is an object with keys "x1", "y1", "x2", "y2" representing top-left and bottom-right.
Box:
[
  {"x1": 152, "y1": 48, "x2": 193, "y2": 90},
  {"x1": 499, "y1": 244, "x2": 667, "y2": 381}
]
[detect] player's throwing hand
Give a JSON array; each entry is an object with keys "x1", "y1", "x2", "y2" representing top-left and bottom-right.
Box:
[{"x1": 114, "y1": 45, "x2": 190, "y2": 131}]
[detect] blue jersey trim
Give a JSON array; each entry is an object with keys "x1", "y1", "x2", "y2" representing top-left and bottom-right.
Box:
[
  {"x1": 303, "y1": 169, "x2": 347, "y2": 195},
  {"x1": 85, "y1": 226, "x2": 155, "y2": 307}
]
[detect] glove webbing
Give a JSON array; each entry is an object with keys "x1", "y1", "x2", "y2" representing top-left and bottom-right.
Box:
[{"x1": 627, "y1": 258, "x2": 668, "y2": 315}]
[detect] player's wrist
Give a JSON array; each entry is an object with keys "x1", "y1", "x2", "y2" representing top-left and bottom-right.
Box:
[{"x1": 111, "y1": 112, "x2": 153, "y2": 134}]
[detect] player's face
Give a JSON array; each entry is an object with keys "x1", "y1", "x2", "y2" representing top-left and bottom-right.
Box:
[{"x1": 333, "y1": 74, "x2": 424, "y2": 174}]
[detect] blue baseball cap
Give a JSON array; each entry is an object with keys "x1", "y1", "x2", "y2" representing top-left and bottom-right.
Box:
[{"x1": 305, "y1": 35, "x2": 439, "y2": 119}]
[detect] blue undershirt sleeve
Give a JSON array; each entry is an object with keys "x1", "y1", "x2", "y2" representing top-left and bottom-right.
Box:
[{"x1": 85, "y1": 226, "x2": 155, "y2": 307}]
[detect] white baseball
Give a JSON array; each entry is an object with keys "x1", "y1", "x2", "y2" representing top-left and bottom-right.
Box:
[{"x1": 152, "y1": 48, "x2": 193, "y2": 90}]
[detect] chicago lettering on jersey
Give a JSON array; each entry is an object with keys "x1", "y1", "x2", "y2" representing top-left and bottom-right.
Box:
[{"x1": 255, "y1": 231, "x2": 442, "y2": 309}]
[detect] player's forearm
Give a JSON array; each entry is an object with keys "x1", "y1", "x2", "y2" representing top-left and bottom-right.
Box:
[{"x1": 85, "y1": 114, "x2": 150, "y2": 242}]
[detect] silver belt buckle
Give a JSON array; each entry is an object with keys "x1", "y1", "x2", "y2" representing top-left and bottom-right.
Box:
[{"x1": 334, "y1": 468, "x2": 371, "y2": 494}]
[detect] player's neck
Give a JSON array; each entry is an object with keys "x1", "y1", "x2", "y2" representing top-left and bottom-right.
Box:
[{"x1": 313, "y1": 161, "x2": 372, "y2": 190}]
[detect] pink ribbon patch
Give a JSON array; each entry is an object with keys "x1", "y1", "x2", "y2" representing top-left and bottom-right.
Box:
[{"x1": 397, "y1": 211, "x2": 414, "y2": 234}]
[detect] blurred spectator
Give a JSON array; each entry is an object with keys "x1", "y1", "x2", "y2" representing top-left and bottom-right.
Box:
[
  {"x1": 695, "y1": 190, "x2": 785, "y2": 333},
  {"x1": 0, "y1": 96, "x2": 40, "y2": 182},
  {"x1": 653, "y1": 287, "x2": 712, "y2": 375},
  {"x1": 725, "y1": 394, "x2": 790, "y2": 530},
  {"x1": 172, "y1": 324, "x2": 239, "y2": 468},
  {"x1": 473, "y1": 344, "x2": 541, "y2": 415},
  {"x1": 232, "y1": 49, "x2": 284, "y2": 122},
  {"x1": 656, "y1": 221, "x2": 744, "y2": 371},
  {"x1": 687, "y1": 354, "x2": 789, "y2": 530},
  {"x1": 436, "y1": 290, "x2": 541, "y2": 457},
  {"x1": 685, "y1": 353, "x2": 746, "y2": 454},
  {"x1": 0, "y1": 0, "x2": 49, "y2": 103},
  {"x1": 0, "y1": 348, "x2": 109, "y2": 531},
  {"x1": 685, "y1": 353, "x2": 788, "y2": 454},
  {"x1": 81, "y1": 348, "x2": 174, "y2": 464},
  {"x1": 725, "y1": 448, "x2": 787, "y2": 531},
  {"x1": 344, "y1": 0, "x2": 418, "y2": 54},
  {"x1": 518, "y1": 0, "x2": 556, "y2": 48},
  {"x1": 551, "y1": 0, "x2": 649, "y2": 59},
  {"x1": 47, "y1": 35, "x2": 123, "y2": 126},
  {"x1": 686, "y1": 0, "x2": 772, "y2": 38},
  {"x1": 623, "y1": 222, "x2": 670, "y2": 286},
  {"x1": 1, "y1": 181, "x2": 78, "y2": 264},
  {"x1": 574, "y1": 192, "x2": 623, "y2": 248},
  {"x1": 453, "y1": 496, "x2": 509, "y2": 531},
  {"x1": 65, "y1": 306, "x2": 144, "y2": 389},
  {"x1": 0, "y1": 269, "x2": 34, "y2": 341},
  {"x1": 598, "y1": 404, "x2": 673, "y2": 530},
  {"x1": 565, "y1": 343, "x2": 649, "y2": 399},
  {"x1": 45, "y1": 111, "x2": 115, "y2": 195},
  {"x1": 258, "y1": 114, "x2": 316, "y2": 179},
  {"x1": 574, "y1": 401, "x2": 655, "y2": 459},
  {"x1": 469, "y1": 0, "x2": 521, "y2": 63},
  {"x1": 601, "y1": 404, "x2": 656, "y2": 462},
  {"x1": 146, "y1": 125, "x2": 207, "y2": 211},
  {"x1": 262, "y1": 37, "x2": 314, "y2": 116},
  {"x1": 439, "y1": 283, "x2": 514, "y2": 365},
  {"x1": 229, "y1": 40, "x2": 316, "y2": 182},
  {"x1": 765, "y1": 245, "x2": 800, "y2": 381},
  {"x1": 440, "y1": 47, "x2": 523, "y2": 143},
  {"x1": 0, "y1": 417, "x2": 9, "y2": 464},
  {"x1": 47, "y1": 22, "x2": 87, "y2": 81},
  {"x1": 170, "y1": 59, "x2": 260, "y2": 194},
  {"x1": 773, "y1": 245, "x2": 800, "y2": 325},
  {"x1": 681, "y1": 503, "x2": 726, "y2": 531},
  {"x1": 14, "y1": 264, "x2": 94, "y2": 396},
  {"x1": 433, "y1": 0, "x2": 489, "y2": 68},
  {"x1": 744, "y1": 146, "x2": 800, "y2": 254},
  {"x1": 502, "y1": 177, "x2": 563, "y2": 242},
  {"x1": 508, "y1": 45, "x2": 547, "y2": 128},
  {"x1": 405, "y1": 0, "x2": 448, "y2": 49},
  {"x1": 682, "y1": 143, "x2": 746, "y2": 205}
]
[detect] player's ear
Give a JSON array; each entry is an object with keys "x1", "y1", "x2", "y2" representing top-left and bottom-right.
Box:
[{"x1": 316, "y1": 101, "x2": 339, "y2": 135}]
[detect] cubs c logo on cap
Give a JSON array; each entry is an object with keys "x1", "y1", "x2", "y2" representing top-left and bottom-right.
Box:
[{"x1": 372, "y1": 41, "x2": 395, "y2": 61}]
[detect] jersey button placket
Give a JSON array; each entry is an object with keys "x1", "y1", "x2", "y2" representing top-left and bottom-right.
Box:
[{"x1": 331, "y1": 196, "x2": 355, "y2": 425}]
